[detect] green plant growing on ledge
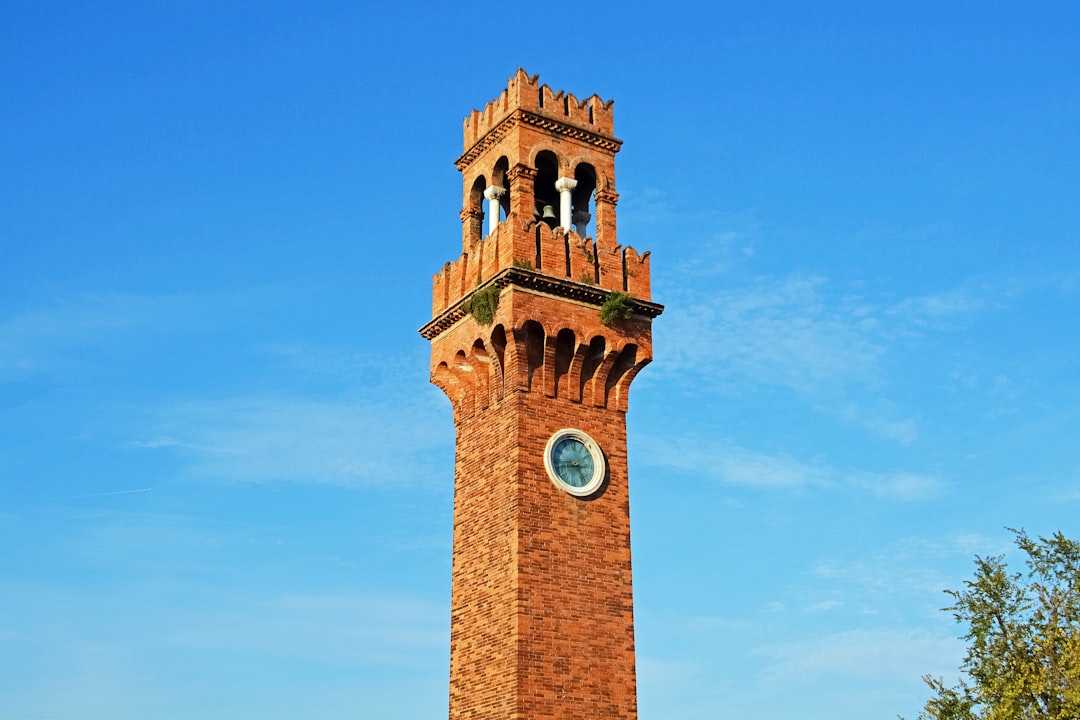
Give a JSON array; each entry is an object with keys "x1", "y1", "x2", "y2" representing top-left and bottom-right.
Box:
[
  {"x1": 512, "y1": 258, "x2": 534, "y2": 270},
  {"x1": 464, "y1": 285, "x2": 501, "y2": 325},
  {"x1": 599, "y1": 291, "x2": 634, "y2": 327}
]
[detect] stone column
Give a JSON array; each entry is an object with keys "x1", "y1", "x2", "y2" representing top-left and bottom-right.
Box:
[
  {"x1": 483, "y1": 185, "x2": 506, "y2": 236},
  {"x1": 554, "y1": 177, "x2": 577, "y2": 232},
  {"x1": 572, "y1": 210, "x2": 591, "y2": 238}
]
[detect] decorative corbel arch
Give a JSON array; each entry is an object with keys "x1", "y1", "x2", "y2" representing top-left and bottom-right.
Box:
[
  {"x1": 553, "y1": 328, "x2": 576, "y2": 399},
  {"x1": 432, "y1": 360, "x2": 465, "y2": 413},
  {"x1": 489, "y1": 324, "x2": 507, "y2": 402},
  {"x1": 587, "y1": 348, "x2": 623, "y2": 408},
  {"x1": 611, "y1": 356, "x2": 652, "y2": 413},
  {"x1": 469, "y1": 338, "x2": 491, "y2": 411},
  {"x1": 577, "y1": 335, "x2": 607, "y2": 405},
  {"x1": 450, "y1": 349, "x2": 477, "y2": 416},
  {"x1": 565, "y1": 337, "x2": 592, "y2": 404},
  {"x1": 603, "y1": 343, "x2": 641, "y2": 411},
  {"x1": 514, "y1": 320, "x2": 546, "y2": 393}
]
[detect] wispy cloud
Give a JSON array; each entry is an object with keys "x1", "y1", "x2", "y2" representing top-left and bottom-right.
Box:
[
  {"x1": 661, "y1": 274, "x2": 886, "y2": 396},
  {"x1": 886, "y1": 290, "x2": 984, "y2": 331},
  {"x1": 129, "y1": 437, "x2": 183, "y2": 449},
  {"x1": 859, "y1": 413, "x2": 920, "y2": 445},
  {"x1": 687, "y1": 615, "x2": 748, "y2": 630},
  {"x1": 0, "y1": 574, "x2": 447, "y2": 718},
  {"x1": 755, "y1": 628, "x2": 963, "y2": 684},
  {"x1": 646, "y1": 224, "x2": 995, "y2": 447},
  {"x1": 131, "y1": 390, "x2": 452, "y2": 488},
  {"x1": 63, "y1": 487, "x2": 152, "y2": 499},
  {"x1": 848, "y1": 470, "x2": 944, "y2": 501},
  {"x1": 642, "y1": 435, "x2": 829, "y2": 489},
  {"x1": 0, "y1": 290, "x2": 451, "y2": 489},
  {"x1": 164, "y1": 591, "x2": 447, "y2": 665},
  {"x1": 810, "y1": 533, "x2": 1007, "y2": 606},
  {"x1": 0, "y1": 290, "x2": 265, "y2": 377},
  {"x1": 804, "y1": 599, "x2": 843, "y2": 612},
  {"x1": 640, "y1": 434, "x2": 944, "y2": 500},
  {"x1": 122, "y1": 326, "x2": 451, "y2": 488},
  {"x1": 661, "y1": 276, "x2": 985, "y2": 395}
]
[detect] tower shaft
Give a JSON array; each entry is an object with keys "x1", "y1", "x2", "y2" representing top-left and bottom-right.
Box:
[{"x1": 421, "y1": 71, "x2": 661, "y2": 720}]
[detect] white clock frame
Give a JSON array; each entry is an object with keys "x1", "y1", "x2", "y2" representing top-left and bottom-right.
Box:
[{"x1": 543, "y1": 428, "x2": 606, "y2": 497}]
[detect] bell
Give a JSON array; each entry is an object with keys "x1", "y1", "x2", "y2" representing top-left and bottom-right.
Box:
[{"x1": 541, "y1": 204, "x2": 558, "y2": 227}]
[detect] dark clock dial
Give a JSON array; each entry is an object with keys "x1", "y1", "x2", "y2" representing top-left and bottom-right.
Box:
[
  {"x1": 543, "y1": 428, "x2": 605, "y2": 496},
  {"x1": 551, "y1": 437, "x2": 596, "y2": 488}
]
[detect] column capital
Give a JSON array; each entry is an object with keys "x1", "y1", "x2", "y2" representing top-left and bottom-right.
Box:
[
  {"x1": 483, "y1": 185, "x2": 506, "y2": 201},
  {"x1": 554, "y1": 176, "x2": 578, "y2": 194}
]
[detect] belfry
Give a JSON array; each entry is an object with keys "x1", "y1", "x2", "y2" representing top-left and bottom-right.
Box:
[{"x1": 420, "y1": 70, "x2": 662, "y2": 720}]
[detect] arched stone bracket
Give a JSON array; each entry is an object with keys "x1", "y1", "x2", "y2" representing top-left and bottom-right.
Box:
[{"x1": 430, "y1": 319, "x2": 653, "y2": 417}]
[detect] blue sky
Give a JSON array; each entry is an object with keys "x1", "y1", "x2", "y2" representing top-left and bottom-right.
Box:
[{"x1": 2, "y1": 2, "x2": 1078, "y2": 718}]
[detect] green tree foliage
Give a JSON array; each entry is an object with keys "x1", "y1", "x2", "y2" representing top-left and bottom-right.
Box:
[{"x1": 915, "y1": 530, "x2": 1080, "y2": 720}]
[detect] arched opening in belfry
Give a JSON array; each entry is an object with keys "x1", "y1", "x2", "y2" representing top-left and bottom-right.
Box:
[
  {"x1": 469, "y1": 175, "x2": 487, "y2": 243},
  {"x1": 533, "y1": 151, "x2": 559, "y2": 230},
  {"x1": 572, "y1": 163, "x2": 597, "y2": 239},
  {"x1": 492, "y1": 157, "x2": 510, "y2": 224}
]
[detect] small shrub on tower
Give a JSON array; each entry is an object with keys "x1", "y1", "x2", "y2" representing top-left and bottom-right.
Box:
[
  {"x1": 599, "y1": 291, "x2": 634, "y2": 326},
  {"x1": 465, "y1": 285, "x2": 501, "y2": 325}
]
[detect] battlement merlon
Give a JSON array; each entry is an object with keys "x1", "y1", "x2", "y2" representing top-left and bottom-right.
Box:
[
  {"x1": 462, "y1": 69, "x2": 617, "y2": 155},
  {"x1": 429, "y1": 220, "x2": 654, "y2": 318}
]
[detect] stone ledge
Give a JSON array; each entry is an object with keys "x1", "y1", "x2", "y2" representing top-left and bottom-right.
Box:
[{"x1": 419, "y1": 267, "x2": 664, "y2": 340}]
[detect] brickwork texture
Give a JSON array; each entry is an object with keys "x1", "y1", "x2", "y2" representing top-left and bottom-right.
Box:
[{"x1": 422, "y1": 70, "x2": 661, "y2": 720}]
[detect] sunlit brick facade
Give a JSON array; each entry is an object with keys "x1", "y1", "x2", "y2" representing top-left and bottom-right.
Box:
[{"x1": 420, "y1": 70, "x2": 662, "y2": 720}]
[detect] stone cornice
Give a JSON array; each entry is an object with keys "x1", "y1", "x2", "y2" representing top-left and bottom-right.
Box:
[
  {"x1": 419, "y1": 267, "x2": 663, "y2": 340},
  {"x1": 455, "y1": 110, "x2": 623, "y2": 170}
]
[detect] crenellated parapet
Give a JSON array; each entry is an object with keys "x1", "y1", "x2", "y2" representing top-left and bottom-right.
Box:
[
  {"x1": 430, "y1": 219, "x2": 653, "y2": 317},
  {"x1": 449, "y1": 71, "x2": 633, "y2": 300},
  {"x1": 425, "y1": 72, "x2": 662, "y2": 418},
  {"x1": 461, "y1": 69, "x2": 616, "y2": 162}
]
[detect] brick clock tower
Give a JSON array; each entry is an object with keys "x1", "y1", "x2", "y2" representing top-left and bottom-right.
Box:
[{"x1": 420, "y1": 70, "x2": 662, "y2": 720}]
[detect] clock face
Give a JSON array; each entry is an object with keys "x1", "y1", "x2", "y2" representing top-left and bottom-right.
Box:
[
  {"x1": 544, "y1": 429, "x2": 605, "y2": 496},
  {"x1": 551, "y1": 437, "x2": 595, "y2": 488}
]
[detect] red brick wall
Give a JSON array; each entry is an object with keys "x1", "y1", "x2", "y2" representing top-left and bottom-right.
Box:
[
  {"x1": 447, "y1": 393, "x2": 521, "y2": 720},
  {"x1": 513, "y1": 390, "x2": 638, "y2": 720},
  {"x1": 432, "y1": 287, "x2": 652, "y2": 720},
  {"x1": 427, "y1": 72, "x2": 657, "y2": 720}
]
